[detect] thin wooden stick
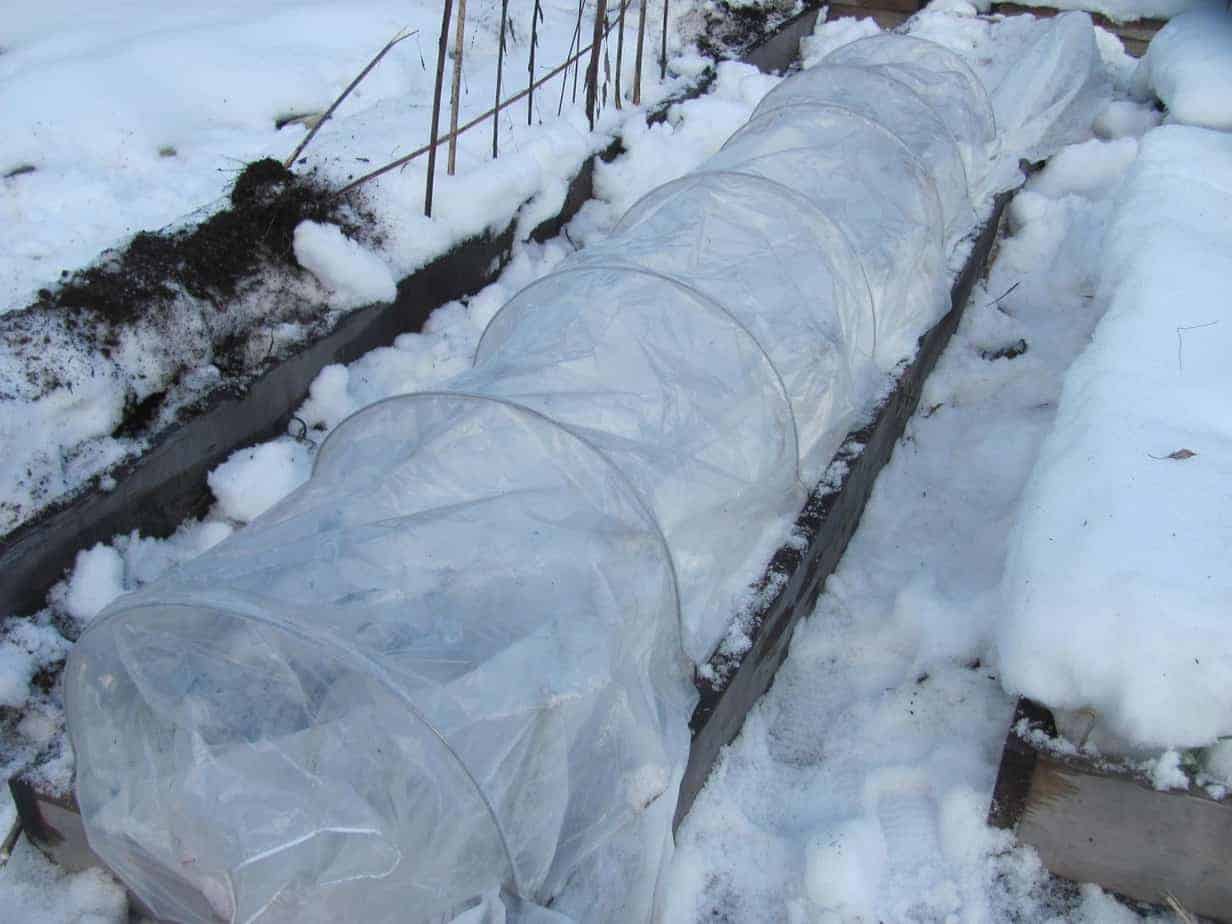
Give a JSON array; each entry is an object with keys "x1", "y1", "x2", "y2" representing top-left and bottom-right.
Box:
[
  {"x1": 340, "y1": 8, "x2": 630, "y2": 197},
  {"x1": 447, "y1": 0, "x2": 468, "y2": 176},
  {"x1": 558, "y1": 0, "x2": 584, "y2": 116},
  {"x1": 614, "y1": 0, "x2": 626, "y2": 109},
  {"x1": 632, "y1": 0, "x2": 648, "y2": 105},
  {"x1": 493, "y1": 0, "x2": 510, "y2": 158},
  {"x1": 0, "y1": 816, "x2": 20, "y2": 866},
  {"x1": 425, "y1": 0, "x2": 455, "y2": 216},
  {"x1": 585, "y1": 0, "x2": 609, "y2": 129},
  {"x1": 283, "y1": 29, "x2": 416, "y2": 168},
  {"x1": 571, "y1": 0, "x2": 586, "y2": 105},
  {"x1": 528, "y1": 0, "x2": 543, "y2": 125},
  {"x1": 660, "y1": 0, "x2": 669, "y2": 80}
]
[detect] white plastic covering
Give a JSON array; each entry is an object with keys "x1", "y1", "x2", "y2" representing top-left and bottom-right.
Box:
[
  {"x1": 754, "y1": 64, "x2": 975, "y2": 240},
  {"x1": 65, "y1": 33, "x2": 1007, "y2": 924},
  {"x1": 824, "y1": 34, "x2": 998, "y2": 191},
  {"x1": 566, "y1": 171, "x2": 874, "y2": 485},
  {"x1": 68, "y1": 393, "x2": 690, "y2": 923},
  {"x1": 460, "y1": 265, "x2": 803, "y2": 659},
  {"x1": 704, "y1": 104, "x2": 948, "y2": 369},
  {"x1": 993, "y1": 12, "x2": 1111, "y2": 162}
]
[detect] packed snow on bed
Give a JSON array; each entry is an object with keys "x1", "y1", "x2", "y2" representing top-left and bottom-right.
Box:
[
  {"x1": 1132, "y1": 5, "x2": 1232, "y2": 130},
  {"x1": 997, "y1": 124, "x2": 1232, "y2": 759}
]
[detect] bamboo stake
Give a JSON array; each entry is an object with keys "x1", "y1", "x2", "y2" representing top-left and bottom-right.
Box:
[
  {"x1": 283, "y1": 29, "x2": 416, "y2": 168},
  {"x1": 425, "y1": 0, "x2": 455, "y2": 216},
  {"x1": 660, "y1": 0, "x2": 669, "y2": 80},
  {"x1": 342, "y1": 5, "x2": 632, "y2": 198},
  {"x1": 585, "y1": 0, "x2": 609, "y2": 129},
  {"x1": 558, "y1": 0, "x2": 583, "y2": 116},
  {"x1": 493, "y1": 0, "x2": 510, "y2": 157},
  {"x1": 571, "y1": 0, "x2": 586, "y2": 105},
  {"x1": 447, "y1": 0, "x2": 468, "y2": 176},
  {"x1": 632, "y1": 0, "x2": 648, "y2": 105},
  {"x1": 528, "y1": 0, "x2": 543, "y2": 125},
  {"x1": 614, "y1": 0, "x2": 626, "y2": 109}
]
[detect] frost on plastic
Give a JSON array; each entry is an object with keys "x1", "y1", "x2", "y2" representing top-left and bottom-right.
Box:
[{"x1": 65, "y1": 34, "x2": 1001, "y2": 924}]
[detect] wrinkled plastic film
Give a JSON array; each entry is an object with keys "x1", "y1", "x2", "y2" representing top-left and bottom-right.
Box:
[
  {"x1": 823, "y1": 33, "x2": 997, "y2": 189},
  {"x1": 467, "y1": 265, "x2": 803, "y2": 658},
  {"x1": 567, "y1": 171, "x2": 873, "y2": 484},
  {"x1": 704, "y1": 103, "x2": 948, "y2": 370},
  {"x1": 64, "y1": 32, "x2": 1019, "y2": 924},
  {"x1": 70, "y1": 393, "x2": 689, "y2": 923},
  {"x1": 754, "y1": 64, "x2": 976, "y2": 240}
]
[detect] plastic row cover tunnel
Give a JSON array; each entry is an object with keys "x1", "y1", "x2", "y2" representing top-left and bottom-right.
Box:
[{"x1": 66, "y1": 34, "x2": 995, "y2": 924}]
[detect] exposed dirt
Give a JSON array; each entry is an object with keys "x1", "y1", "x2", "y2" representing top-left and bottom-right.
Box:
[
  {"x1": 30, "y1": 159, "x2": 369, "y2": 325},
  {"x1": 695, "y1": 0, "x2": 798, "y2": 59}
]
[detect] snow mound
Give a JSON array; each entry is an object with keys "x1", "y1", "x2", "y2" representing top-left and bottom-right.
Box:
[
  {"x1": 998, "y1": 125, "x2": 1232, "y2": 749},
  {"x1": 1134, "y1": 7, "x2": 1232, "y2": 131},
  {"x1": 207, "y1": 438, "x2": 312, "y2": 523},
  {"x1": 293, "y1": 220, "x2": 397, "y2": 308}
]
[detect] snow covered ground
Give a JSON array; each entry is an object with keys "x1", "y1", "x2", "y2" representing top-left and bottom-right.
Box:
[
  {"x1": 3, "y1": 0, "x2": 1231, "y2": 920},
  {"x1": 1, "y1": 0, "x2": 739, "y2": 539}
]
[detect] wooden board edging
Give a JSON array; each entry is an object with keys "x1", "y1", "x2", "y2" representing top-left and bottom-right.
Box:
[{"x1": 990, "y1": 698, "x2": 1232, "y2": 922}]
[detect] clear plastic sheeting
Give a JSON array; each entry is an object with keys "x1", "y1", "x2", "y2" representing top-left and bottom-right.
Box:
[
  {"x1": 65, "y1": 32, "x2": 1021, "y2": 924},
  {"x1": 566, "y1": 171, "x2": 874, "y2": 484},
  {"x1": 824, "y1": 34, "x2": 998, "y2": 192},
  {"x1": 704, "y1": 103, "x2": 948, "y2": 370},
  {"x1": 462, "y1": 265, "x2": 804, "y2": 658},
  {"x1": 68, "y1": 393, "x2": 690, "y2": 923},
  {"x1": 754, "y1": 64, "x2": 975, "y2": 241}
]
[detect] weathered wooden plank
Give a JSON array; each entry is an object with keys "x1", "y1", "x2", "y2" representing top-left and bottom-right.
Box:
[
  {"x1": 990, "y1": 2, "x2": 1162, "y2": 56},
  {"x1": 990, "y1": 699, "x2": 1232, "y2": 923}
]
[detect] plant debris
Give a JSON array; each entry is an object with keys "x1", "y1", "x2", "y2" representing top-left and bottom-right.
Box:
[{"x1": 980, "y1": 338, "x2": 1028, "y2": 361}]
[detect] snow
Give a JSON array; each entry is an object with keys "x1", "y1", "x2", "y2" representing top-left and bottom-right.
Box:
[
  {"x1": 0, "y1": 644, "x2": 36, "y2": 710},
  {"x1": 997, "y1": 124, "x2": 1232, "y2": 750},
  {"x1": 206, "y1": 437, "x2": 313, "y2": 523},
  {"x1": 1093, "y1": 98, "x2": 1163, "y2": 138},
  {"x1": 0, "y1": 1, "x2": 1225, "y2": 919},
  {"x1": 52, "y1": 545, "x2": 126, "y2": 626},
  {"x1": 293, "y1": 221, "x2": 397, "y2": 308},
  {"x1": 665, "y1": 18, "x2": 1165, "y2": 918},
  {"x1": 1148, "y1": 749, "x2": 1188, "y2": 790},
  {"x1": 0, "y1": 0, "x2": 683, "y2": 314},
  {"x1": 1133, "y1": 6, "x2": 1232, "y2": 130},
  {"x1": 0, "y1": 787, "x2": 128, "y2": 924},
  {"x1": 0, "y1": 0, "x2": 697, "y2": 539}
]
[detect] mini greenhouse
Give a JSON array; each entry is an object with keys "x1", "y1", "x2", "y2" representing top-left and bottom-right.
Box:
[{"x1": 66, "y1": 33, "x2": 1000, "y2": 924}]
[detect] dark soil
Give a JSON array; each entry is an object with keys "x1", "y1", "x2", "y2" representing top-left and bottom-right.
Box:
[
  {"x1": 981, "y1": 338, "x2": 1029, "y2": 361},
  {"x1": 696, "y1": 0, "x2": 796, "y2": 59},
  {"x1": 31, "y1": 158, "x2": 370, "y2": 324}
]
